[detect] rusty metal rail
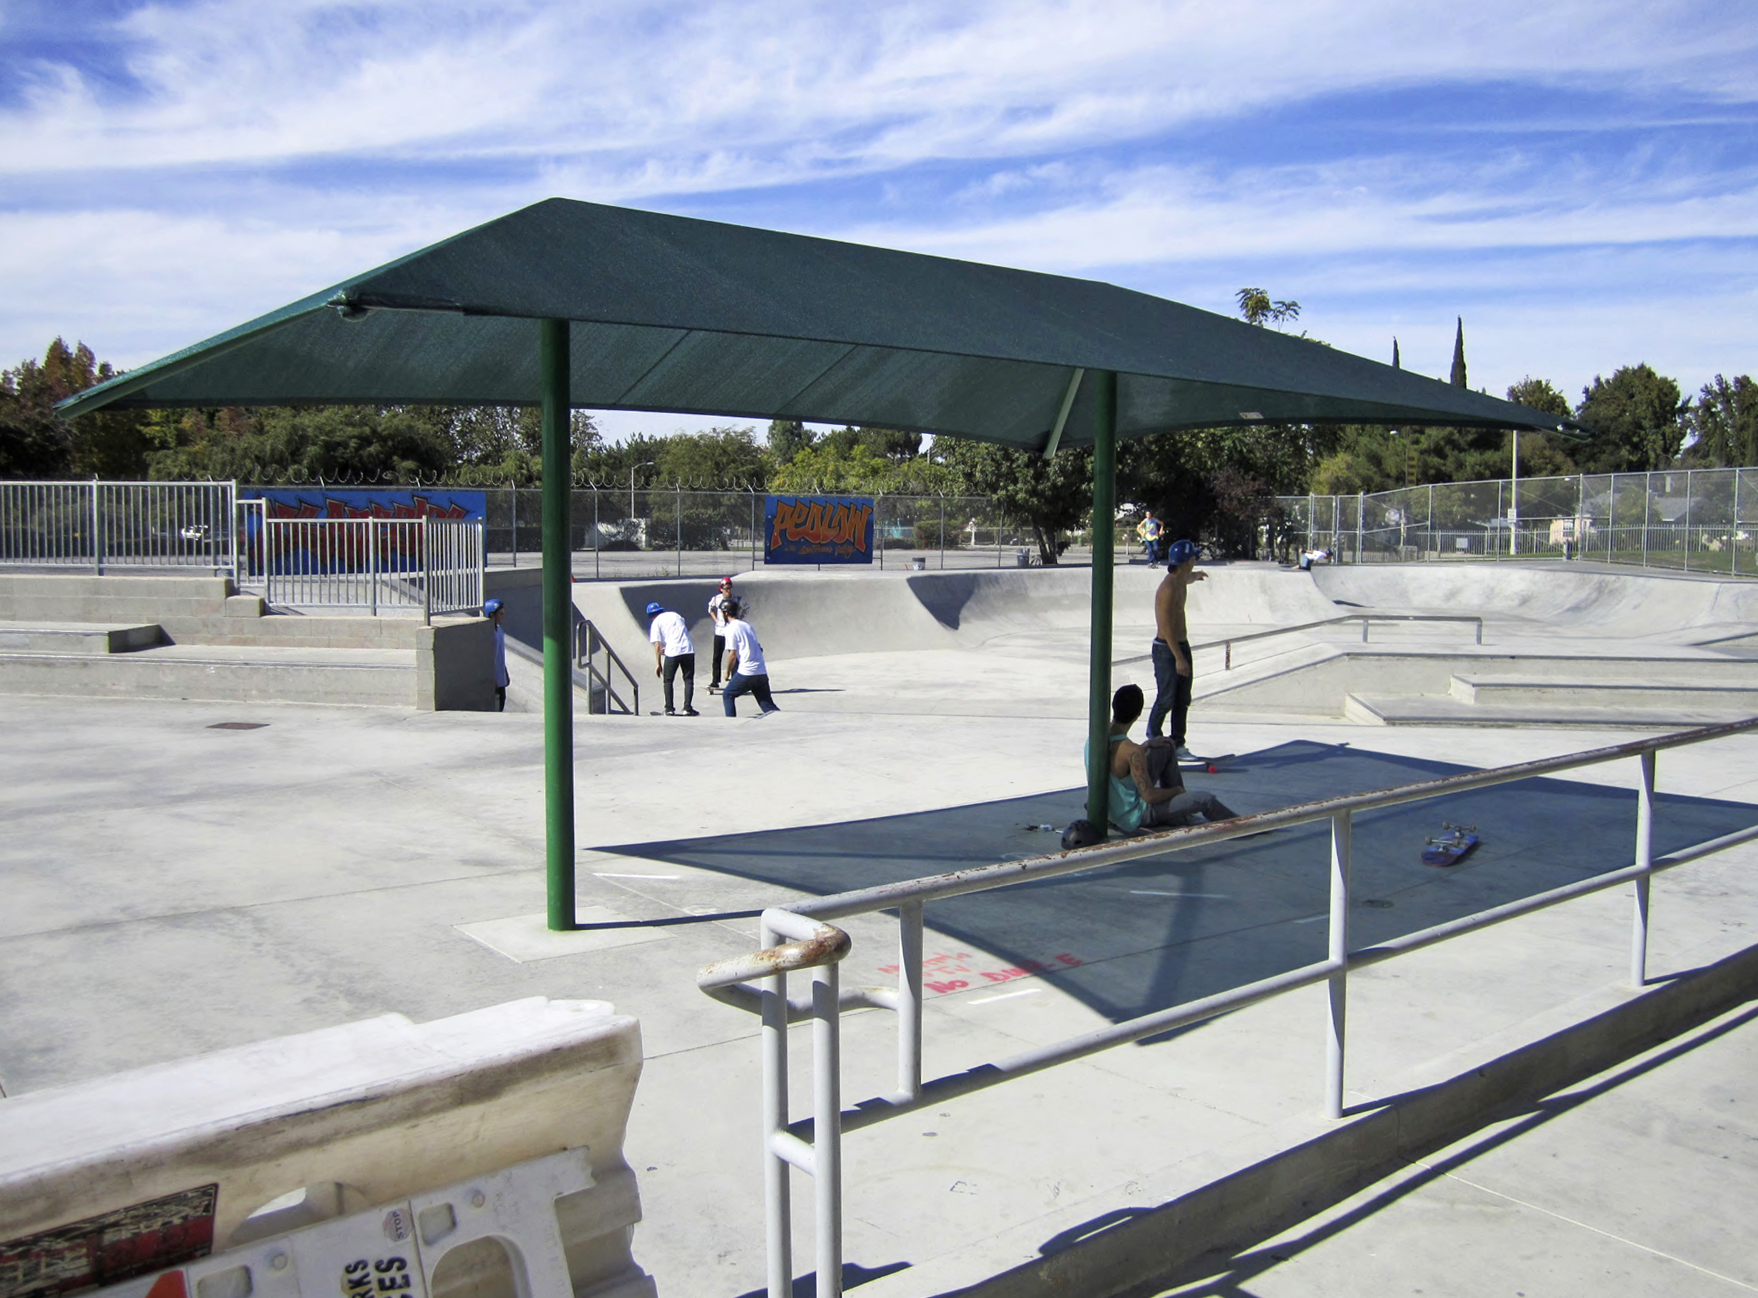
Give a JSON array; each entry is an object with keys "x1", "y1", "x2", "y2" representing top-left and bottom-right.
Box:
[{"x1": 697, "y1": 716, "x2": 1758, "y2": 1298}]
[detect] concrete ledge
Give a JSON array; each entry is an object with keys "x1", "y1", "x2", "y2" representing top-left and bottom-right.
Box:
[{"x1": 934, "y1": 942, "x2": 1758, "y2": 1298}]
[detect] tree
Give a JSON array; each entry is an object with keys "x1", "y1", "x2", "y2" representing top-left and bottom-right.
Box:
[
  {"x1": 1235, "y1": 288, "x2": 1300, "y2": 329},
  {"x1": 0, "y1": 338, "x2": 152, "y2": 478},
  {"x1": 654, "y1": 426, "x2": 768, "y2": 487},
  {"x1": 1684, "y1": 375, "x2": 1758, "y2": 467},
  {"x1": 937, "y1": 437, "x2": 1092, "y2": 564},
  {"x1": 767, "y1": 419, "x2": 814, "y2": 465},
  {"x1": 1575, "y1": 364, "x2": 1686, "y2": 473}
]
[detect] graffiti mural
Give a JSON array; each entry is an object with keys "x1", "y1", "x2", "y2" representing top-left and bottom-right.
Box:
[{"x1": 764, "y1": 495, "x2": 875, "y2": 565}]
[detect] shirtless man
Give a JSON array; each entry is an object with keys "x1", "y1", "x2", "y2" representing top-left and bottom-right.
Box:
[
  {"x1": 1148, "y1": 538, "x2": 1204, "y2": 759},
  {"x1": 1089, "y1": 683, "x2": 1237, "y2": 834}
]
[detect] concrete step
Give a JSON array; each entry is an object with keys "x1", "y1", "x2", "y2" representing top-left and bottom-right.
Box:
[
  {"x1": 0, "y1": 621, "x2": 163, "y2": 654},
  {"x1": 1452, "y1": 674, "x2": 1758, "y2": 709},
  {"x1": 0, "y1": 643, "x2": 417, "y2": 707},
  {"x1": 1344, "y1": 692, "x2": 1754, "y2": 728}
]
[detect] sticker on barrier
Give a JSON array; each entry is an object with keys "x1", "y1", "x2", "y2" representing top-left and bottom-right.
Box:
[{"x1": 89, "y1": 1149, "x2": 592, "y2": 1298}]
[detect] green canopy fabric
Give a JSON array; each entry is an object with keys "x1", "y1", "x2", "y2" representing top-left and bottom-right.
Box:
[{"x1": 59, "y1": 197, "x2": 1581, "y2": 444}]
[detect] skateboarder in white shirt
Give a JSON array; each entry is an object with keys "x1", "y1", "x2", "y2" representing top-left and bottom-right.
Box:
[
  {"x1": 707, "y1": 576, "x2": 734, "y2": 694},
  {"x1": 720, "y1": 597, "x2": 779, "y2": 717},
  {"x1": 646, "y1": 601, "x2": 698, "y2": 716}
]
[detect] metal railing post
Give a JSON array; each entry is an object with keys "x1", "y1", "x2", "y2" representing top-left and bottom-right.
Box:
[
  {"x1": 421, "y1": 515, "x2": 431, "y2": 625},
  {"x1": 939, "y1": 498, "x2": 947, "y2": 569},
  {"x1": 760, "y1": 918, "x2": 794, "y2": 1298},
  {"x1": 814, "y1": 959, "x2": 844, "y2": 1298},
  {"x1": 1325, "y1": 810, "x2": 1352, "y2": 1119},
  {"x1": 90, "y1": 480, "x2": 101, "y2": 575},
  {"x1": 1632, "y1": 751, "x2": 1656, "y2": 986},
  {"x1": 369, "y1": 520, "x2": 379, "y2": 616},
  {"x1": 1735, "y1": 470, "x2": 1744, "y2": 577},
  {"x1": 676, "y1": 483, "x2": 683, "y2": 577},
  {"x1": 751, "y1": 488, "x2": 758, "y2": 571},
  {"x1": 898, "y1": 900, "x2": 924, "y2": 1101},
  {"x1": 477, "y1": 519, "x2": 486, "y2": 611},
  {"x1": 1684, "y1": 470, "x2": 1694, "y2": 573}
]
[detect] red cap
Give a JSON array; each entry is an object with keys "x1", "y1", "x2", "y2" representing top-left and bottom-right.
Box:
[{"x1": 720, "y1": 576, "x2": 734, "y2": 587}]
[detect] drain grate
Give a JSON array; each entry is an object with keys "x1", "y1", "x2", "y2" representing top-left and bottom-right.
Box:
[{"x1": 206, "y1": 722, "x2": 269, "y2": 730}]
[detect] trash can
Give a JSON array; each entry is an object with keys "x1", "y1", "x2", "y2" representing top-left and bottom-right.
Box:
[
  {"x1": 1015, "y1": 548, "x2": 1031, "y2": 567},
  {"x1": 909, "y1": 556, "x2": 926, "y2": 571}
]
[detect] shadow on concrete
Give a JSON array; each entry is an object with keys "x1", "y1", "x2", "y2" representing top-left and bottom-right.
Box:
[
  {"x1": 599, "y1": 741, "x2": 1758, "y2": 1029},
  {"x1": 732, "y1": 1259, "x2": 911, "y2": 1297},
  {"x1": 1046, "y1": 998, "x2": 1758, "y2": 1298}
]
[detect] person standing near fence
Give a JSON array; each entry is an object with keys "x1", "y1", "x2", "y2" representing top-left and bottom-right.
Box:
[
  {"x1": 720, "y1": 596, "x2": 779, "y2": 718},
  {"x1": 1137, "y1": 510, "x2": 1164, "y2": 566},
  {"x1": 707, "y1": 576, "x2": 734, "y2": 694},
  {"x1": 484, "y1": 598, "x2": 509, "y2": 712},
  {"x1": 1148, "y1": 539, "x2": 1204, "y2": 760},
  {"x1": 647, "y1": 601, "x2": 699, "y2": 716}
]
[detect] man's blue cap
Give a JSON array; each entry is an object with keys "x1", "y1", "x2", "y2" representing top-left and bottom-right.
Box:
[
  {"x1": 482, "y1": 598, "x2": 503, "y2": 615},
  {"x1": 645, "y1": 602, "x2": 665, "y2": 616},
  {"x1": 1167, "y1": 539, "x2": 1201, "y2": 566}
]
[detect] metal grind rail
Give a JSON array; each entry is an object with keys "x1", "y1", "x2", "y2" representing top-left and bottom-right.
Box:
[
  {"x1": 696, "y1": 717, "x2": 1758, "y2": 1298},
  {"x1": 1114, "y1": 611, "x2": 1485, "y2": 673}
]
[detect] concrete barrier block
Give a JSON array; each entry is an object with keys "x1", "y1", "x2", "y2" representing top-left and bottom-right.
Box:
[
  {"x1": 223, "y1": 596, "x2": 265, "y2": 619},
  {"x1": 0, "y1": 997, "x2": 646, "y2": 1280},
  {"x1": 417, "y1": 619, "x2": 494, "y2": 712}
]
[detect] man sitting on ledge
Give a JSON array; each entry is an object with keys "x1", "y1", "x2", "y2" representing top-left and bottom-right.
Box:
[{"x1": 1089, "y1": 683, "x2": 1239, "y2": 834}]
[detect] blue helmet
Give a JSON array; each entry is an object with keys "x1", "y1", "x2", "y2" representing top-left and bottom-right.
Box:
[
  {"x1": 1166, "y1": 539, "x2": 1202, "y2": 567},
  {"x1": 482, "y1": 598, "x2": 503, "y2": 615},
  {"x1": 645, "y1": 601, "x2": 665, "y2": 616}
]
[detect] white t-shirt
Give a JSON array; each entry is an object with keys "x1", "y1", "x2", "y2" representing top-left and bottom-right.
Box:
[
  {"x1": 649, "y1": 610, "x2": 693, "y2": 657},
  {"x1": 723, "y1": 618, "x2": 767, "y2": 676},
  {"x1": 708, "y1": 591, "x2": 730, "y2": 627}
]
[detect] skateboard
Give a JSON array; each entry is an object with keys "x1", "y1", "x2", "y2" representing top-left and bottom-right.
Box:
[
  {"x1": 1422, "y1": 822, "x2": 1480, "y2": 867},
  {"x1": 1180, "y1": 753, "x2": 1236, "y2": 775}
]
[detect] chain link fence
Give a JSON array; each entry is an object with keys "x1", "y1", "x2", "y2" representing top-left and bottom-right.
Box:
[
  {"x1": 484, "y1": 489, "x2": 1053, "y2": 576},
  {"x1": 1281, "y1": 467, "x2": 1758, "y2": 576}
]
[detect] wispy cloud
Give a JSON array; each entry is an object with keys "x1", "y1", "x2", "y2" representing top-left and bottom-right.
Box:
[{"x1": 3, "y1": 0, "x2": 1755, "y2": 404}]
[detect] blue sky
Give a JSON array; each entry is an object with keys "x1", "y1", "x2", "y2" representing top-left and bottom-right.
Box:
[{"x1": 3, "y1": 0, "x2": 1755, "y2": 441}]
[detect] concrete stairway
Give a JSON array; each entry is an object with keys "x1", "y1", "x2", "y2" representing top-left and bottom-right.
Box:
[
  {"x1": 1346, "y1": 661, "x2": 1758, "y2": 727},
  {"x1": 0, "y1": 573, "x2": 491, "y2": 710}
]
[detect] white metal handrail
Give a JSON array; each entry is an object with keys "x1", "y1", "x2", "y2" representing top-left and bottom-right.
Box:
[
  {"x1": 260, "y1": 516, "x2": 483, "y2": 621},
  {"x1": 697, "y1": 716, "x2": 1758, "y2": 1298},
  {"x1": 0, "y1": 479, "x2": 236, "y2": 575},
  {"x1": 1113, "y1": 612, "x2": 1485, "y2": 673}
]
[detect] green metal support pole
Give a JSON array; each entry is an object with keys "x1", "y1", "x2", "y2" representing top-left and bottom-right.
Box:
[
  {"x1": 541, "y1": 318, "x2": 576, "y2": 930},
  {"x1": 1086, "y1": 370, "x2": 1117, "y2": 836}
]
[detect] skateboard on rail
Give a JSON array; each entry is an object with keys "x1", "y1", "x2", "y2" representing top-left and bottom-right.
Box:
[{"x1": 1422, "y1": 822, "x2": 1480, "y2": 867}]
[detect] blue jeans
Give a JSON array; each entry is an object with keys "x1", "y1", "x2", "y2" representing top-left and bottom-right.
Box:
[
  {"x1": 1148, "y1": 638, "x2": 1192, "y2": 744},
  {"x1": 723, "y1": 672, "x2": 777, "y2": 716}
]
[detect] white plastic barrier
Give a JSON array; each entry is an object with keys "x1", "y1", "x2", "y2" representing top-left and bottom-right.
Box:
[{"x1": 0, "y1": 999, "x2": 651, "y2": 1298}]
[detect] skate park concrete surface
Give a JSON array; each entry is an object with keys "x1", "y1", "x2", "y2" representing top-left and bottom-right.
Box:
[{"x1": 3, "y1": 559, "x2": 1758, "y2": 1297}]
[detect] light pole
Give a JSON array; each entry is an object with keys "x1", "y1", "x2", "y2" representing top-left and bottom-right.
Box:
[{"x1": 630, "y1": 461, "x2": 654, "y2": 531}]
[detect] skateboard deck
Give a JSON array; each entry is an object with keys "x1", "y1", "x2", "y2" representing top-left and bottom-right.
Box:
[
  {"x1": 1180, "y1": 753, "x2": 1236, "y2": 774},
  {"x1": 1422, "y1": 822, "x2": 1480, "y2": 867}
]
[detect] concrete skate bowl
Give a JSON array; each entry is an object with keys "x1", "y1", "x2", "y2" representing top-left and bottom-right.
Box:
[
  {"x1": 572, "y1": 564, "x2": 1342, "y2": 671},
  {"x1": 1313, "y1": 563, "x2": 1758, "y2": 646}
]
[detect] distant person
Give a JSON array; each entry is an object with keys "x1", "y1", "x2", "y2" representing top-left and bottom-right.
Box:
[
  {"x1": 707, "y1": 576, "x2": 734, "y2": 694},
  {"x1": 646, "y1": 600, "x2": 699, "y2": 716},
  {"x1": 1137, "y1": 510, "x2": 1164, "y2": 565},
  {"x1": 1148, "y1": 539, "x2": 1204, "y2": 761},
  {"x1": 1298, "y1": 547, "x2": 1332, "y2": 571},
  {"x1": 1089, "y1": 684, "x2": 1238, "y2": 833},
  {"x1": 484, "y1": 598, "x2": 508, "y2": 712},
  {"x1": 720, "y1": 596, "x2": 779, "y2": 718}
]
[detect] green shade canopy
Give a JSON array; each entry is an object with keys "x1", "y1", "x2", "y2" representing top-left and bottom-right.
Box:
[{"x1": 59, "y1": 197, "x2": 1583, "y2": 444}]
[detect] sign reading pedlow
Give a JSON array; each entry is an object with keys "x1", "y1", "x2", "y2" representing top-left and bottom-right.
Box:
[{"x1": 765, "y1": 496, "x2": 875, "y2": 565}]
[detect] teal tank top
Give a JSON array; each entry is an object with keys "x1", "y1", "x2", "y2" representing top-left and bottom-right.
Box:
[{"x1": 1083, "y1": 733, "x2": 1146, "y2": 833}]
